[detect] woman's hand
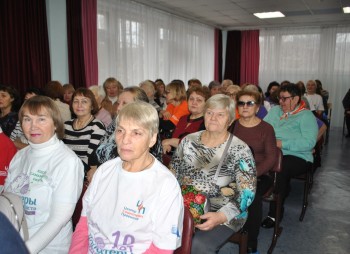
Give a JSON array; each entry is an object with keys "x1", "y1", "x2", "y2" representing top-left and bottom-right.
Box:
[
  {"x1": 162, "y1": 111, "x2": 171, "y2": 120},
  {"x1": 162, "y1": 139, "x2": 172, "y2": 154},
  {"x1": 195, "y1": 212, "x2": 227, "y2": 231},
  {"x1": 276, "y1": 139, "x2": 282, "y2": 148}
]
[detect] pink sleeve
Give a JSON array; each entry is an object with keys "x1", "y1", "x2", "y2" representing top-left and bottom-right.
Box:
[
  {"x1": 69, "y1": 216, "x2": 89, "y2": 254},
  {"x1": 143, "y1": 242, "x2": 174, "y2": 254}
]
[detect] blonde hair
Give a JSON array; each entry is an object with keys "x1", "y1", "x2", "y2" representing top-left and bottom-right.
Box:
[{"x1": 116, "y1": 101, "x2": 159, "y2": 137}]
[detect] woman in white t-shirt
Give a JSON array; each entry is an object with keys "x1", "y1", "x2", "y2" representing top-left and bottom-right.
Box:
[
  {"x1": 4, "y1": 96, "x2": 85, "y2": 254},
  {"x1": 69, "y1": 101, "x2": 184, "y2": 254}
]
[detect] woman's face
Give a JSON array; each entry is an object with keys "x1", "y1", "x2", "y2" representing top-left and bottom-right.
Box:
[
  {"x1": 0, "y1": 90, "x2": 14, "y2": 111},
  {"x1": 63, "y1": 90, "x2": 74, "y2": 103},
  {"x1": 165, "y1": 88, "x2": 176, "y2": 104},
  {"x1": 156, "y1": 84, "x2": 165, "y2": 95},
  {"x1": 105, "y1": 83, "x2": 119, "y2": 97},
  {"x1": 116, "y1": 92, "x2": 135, "y2": 114},
  {"x1": 306, "y1": 81, "x2": 316, "y2": 94},
  {"x1": 269, "y1": 86, "x2": 279, "y2": 95},
  {"x1": 225, "y1": 87, "x2": 238, "y2": 102},
  {"x1": 188, "y1": 92, "x2": 205, "y2": 116},
  {"x1": 72, "y1": 95, "x2": 92, "y2": 118},
  {"x1": 237, "y1": 95, "x2": 259, "y2": 119},
  {"x1": 115, "y1": 119, "x2": 156, "y2": 163},
  {"x1": 22, "y1": 107, "x2": 56, "y2": 144},
  {"x1": 204, "y1": 107, "x2": 230, "y2": 133},
  {"x1": 279, "y1": 91, "x2": 299, "y2": 113}
]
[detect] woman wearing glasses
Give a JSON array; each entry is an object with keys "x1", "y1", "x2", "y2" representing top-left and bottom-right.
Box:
[
  {"x1": 228, "y1": 90, "x2": 277, "y2": 254},
  {"x1": 261, "y1": 83, "x2": 318, "y2": 228}
]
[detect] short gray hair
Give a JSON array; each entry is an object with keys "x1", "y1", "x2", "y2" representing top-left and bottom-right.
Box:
[
  {"x1": 204, "y1": 94, "x2": 235, "y2": 123},
  {"x1": 116, "y1": 101, "x2": 159, "y2": 137}
]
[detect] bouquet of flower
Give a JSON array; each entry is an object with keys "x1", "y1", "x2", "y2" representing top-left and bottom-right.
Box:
[{"x1": 181, "y1": 185, "x2": 210, "y2": 225}]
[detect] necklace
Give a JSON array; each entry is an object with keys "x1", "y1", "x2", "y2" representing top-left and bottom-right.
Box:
[
  {"x1": 123, "y1": 155, "x2": 154, "y2": 172},
  {"x1": 74, "y1": 115, "x2": 93, "y2": 129}
]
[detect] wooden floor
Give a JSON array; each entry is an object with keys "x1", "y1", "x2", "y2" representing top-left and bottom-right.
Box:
[{"x1": 219, "y1": 127, "x2": 350, "y2": 254}]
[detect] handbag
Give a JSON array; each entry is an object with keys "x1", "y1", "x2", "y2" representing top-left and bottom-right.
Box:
[
  {"x1": 181, "y1": 133, "x2": 233, "y2": 225},
  {"x1": 0, "y1": 192, "x2": 29, "y2": 240}
]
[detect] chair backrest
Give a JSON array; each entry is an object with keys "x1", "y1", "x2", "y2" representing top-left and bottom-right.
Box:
[
  {"x1": 272, "y1": 147, "x2": 283, "y2": 173},
  {"x1": 174, "y1": 207, "x2": 194, "y2": 254}
]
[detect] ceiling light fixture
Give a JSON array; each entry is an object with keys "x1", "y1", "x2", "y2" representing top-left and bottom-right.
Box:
[
  {"x1": 344, "y1": 7, "x2": 350, "y2": 13},
  {"x1": 254, "y1": 11, "x2": 285, "y2": 19}
]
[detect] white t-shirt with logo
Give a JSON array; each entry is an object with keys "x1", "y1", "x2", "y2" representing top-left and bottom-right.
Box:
[
  {"x1": 305, "y1": 93, "x2": 324, "y2": 111},
  {"x1": 83, "y1": 157, "x2": 183, "y2": 254},
  {"x1": 4, "y1": 135, "x2": 84, "y2": 253}
]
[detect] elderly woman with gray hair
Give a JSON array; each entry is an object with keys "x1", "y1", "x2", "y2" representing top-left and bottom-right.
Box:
[
  {"x1": 90, "y1": 87, "x2": 163, "y2": 182},
  {"x1": 170, "y1": 94, "x2": 256, "y2": 254},
  {"x1": 69, "y1": 101, "x2": 183, "y2": 254}
]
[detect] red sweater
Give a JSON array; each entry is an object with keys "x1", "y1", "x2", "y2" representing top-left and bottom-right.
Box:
[
  {"x1": 172, "y1": 114, "x2": 205, "y2": 141},
  {"x1": 0, "y1": 132, "x2": 17, "y2": 186}
]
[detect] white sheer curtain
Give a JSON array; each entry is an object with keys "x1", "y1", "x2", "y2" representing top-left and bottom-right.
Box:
[
  {"x1": 259, "y1": 26, "x2": 350, "y2": 127},
  {"x1": 97, "y1": 0, "x2": 215, "y2": 88}
]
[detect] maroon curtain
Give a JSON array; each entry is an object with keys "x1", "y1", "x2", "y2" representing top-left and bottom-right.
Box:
[
  {"x1": 240, "y1": 30, "x2": 259, "y2": 85},
  {"x1": 224, "y1": 31, "x2": 241, "y2": 85},
  {"x1": 66, "y1": 0, "x2": 98, "y2": 87},
  {"x1": 214, "y1": 29, "x2": 223, "y2": 82},
  {"x1": 0, "y1": 0, "x2": 51, "y2": 95}
]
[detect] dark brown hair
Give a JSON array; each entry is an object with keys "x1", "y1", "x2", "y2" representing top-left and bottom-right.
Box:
[{"x1": 70, "y1": 88, "x2": 99, "y2": 115}]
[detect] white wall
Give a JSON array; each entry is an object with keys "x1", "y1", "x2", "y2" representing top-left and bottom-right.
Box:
[{"x1": 46, "y1": 0, "x2": 69, "y2": 84}]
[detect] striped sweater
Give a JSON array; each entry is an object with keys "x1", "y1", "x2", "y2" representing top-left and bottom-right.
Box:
[{"x1": 63, "y1": 118, "x2": 106, "y2": 172}]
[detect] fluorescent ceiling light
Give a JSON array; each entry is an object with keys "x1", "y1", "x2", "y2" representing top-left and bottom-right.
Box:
[
  {"x1": 254, "y1": 11, "x2": 285, "y2": 19},
  {"x1": 344, "y1": 7, "x2": 350, "y2": 13}
]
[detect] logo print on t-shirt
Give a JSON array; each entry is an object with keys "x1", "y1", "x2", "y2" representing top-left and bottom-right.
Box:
[{"x1": 136, "y1": 200, "x2": 146, "y2": 214}]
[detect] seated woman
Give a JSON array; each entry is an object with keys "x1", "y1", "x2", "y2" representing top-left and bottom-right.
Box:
[
  {"x1": 159, "y1": 80, "x2": 189, "y2": 139},
  {"x1": 264, "y1": 81, "x2": 280, "y2": 108},
  {"x1": 162, "y1": 86, "x2": 210, "y2": 154},
  {"x1": 261, "y1": 83, "x2": 318, "y2": 228},
  {"x1": 100, "y1": 77, "x2": 123, "y2": 117},
  {"x1": 44, "y1": 81, "x2": 72, "y2": 123},
  {"x1": 63, "y1": 84, "x2": 75, "y2": 105},
  {"x1": 93, "y1": 87, "x2": 163, "y2": 175},
  {"x1": 140, "y1": 80, "x2": 161, "y2": 112},
  {"x1": 63, "y1": 88, "x2": 106, "y2": 176},
  {"x1": 89, "y1": 85, "x2": 113, "y2": 127},
  {"x1": 69, "y1": 101, "x2": 183, "y2": 254},
  {"x1": 243, "y1": 85, "x2": 268, "y2": 118},
  {"x1": 154, "y1": 79, "x2": 167, "y2": 110},
  {"x1": 4, "y1": 96, "x2": 84, "y2": 253},
  {"x1": 224, "y1": 84, "x2": 241, "y2": 119},
  {"x1": 0, "y1": 85, "x2": 21, "y2": 137},
  {"x1": 229, "y1": 90, "x2": 277, "y2": 254},
  {"x1": 11, "y1": 87, "x2": 43, "y2": 150},
  {"x1": 170, "y1": 94, "x2": 256, "y2": 254}
]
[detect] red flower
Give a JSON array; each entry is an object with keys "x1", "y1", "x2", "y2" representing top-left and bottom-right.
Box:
[
  {"x1": 184, "y1": 198, "x2": 192, "y2": 208},
  {"x1": 194, "y1": 194, "x2": 206, "y2": 204},
  {"x1": 184, "y1": 192, "x2": 195, "y2": 201}
]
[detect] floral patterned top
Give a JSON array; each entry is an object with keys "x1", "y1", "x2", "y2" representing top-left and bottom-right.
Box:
[{"x1": 170, "y1": 130, "x2": 256, "y2": 231}]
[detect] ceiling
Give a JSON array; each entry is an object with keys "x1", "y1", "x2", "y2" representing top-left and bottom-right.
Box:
[{"x1": 132, "y1": 0, "x2": 350, "y2": 29}]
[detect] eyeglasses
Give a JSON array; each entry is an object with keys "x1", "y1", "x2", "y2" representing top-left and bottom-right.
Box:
[
  {"x1": 237, "y1": 101, "x2": 257, "y2": 107},
  {"x1": 278, "y1": 96, "x2": 294, "y2": 102}
]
